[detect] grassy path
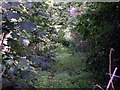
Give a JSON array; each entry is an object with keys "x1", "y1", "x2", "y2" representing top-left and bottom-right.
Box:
[{"x1": 34, "y1": 46, "x2": 94, "y2": 88}]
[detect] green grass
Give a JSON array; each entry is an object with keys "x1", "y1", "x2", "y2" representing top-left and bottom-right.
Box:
[{"x1": 33, "y1": 45, "x2": 94, "y2": 88}]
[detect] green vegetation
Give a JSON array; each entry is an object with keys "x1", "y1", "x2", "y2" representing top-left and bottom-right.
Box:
[
  {"x1": 33, "y1": 45, "x2": 94, "y2": 88},
  {"x1": 76, "y1": 3, "x2": 120, "y2": 88},
  {"x1": 1, "y1": 1, "x2": 120, "y2": 89}
]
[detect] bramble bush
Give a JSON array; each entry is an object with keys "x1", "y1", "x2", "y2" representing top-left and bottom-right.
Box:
[{"x1": 76, "y1": 2, "x2": 120, "y2": 88}]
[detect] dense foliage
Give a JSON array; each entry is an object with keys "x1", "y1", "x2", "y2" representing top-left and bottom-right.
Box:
[
  {"x1": 1, "y1": 1, "x2": 120, "y2": 89},
  {"x1": 1, "y1": 1, "x2": 89, "y2": 89},
  {"x1": 76, "y1": 2, "x2": 120, "y2": 88},
  {"x1": 1, "y1": 2, "x2": 57, "y2": 89}
]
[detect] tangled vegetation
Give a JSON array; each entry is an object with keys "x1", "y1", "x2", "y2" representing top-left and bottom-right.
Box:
[
  {"x1": 76, "y1": 2, "x2": 120, "y2": 89},
  {"x1": 0, "y1": 1, "x2": 120, "y2": 90}
]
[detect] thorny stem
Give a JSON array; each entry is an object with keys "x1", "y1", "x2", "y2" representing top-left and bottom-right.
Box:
[
  {"x1": 106, "y1": 67, "x2": 118, "y2": 90},
  {"x1": 93, "y1": 84, "x2": 104, "y2": 90},
  {"x1": 109, "y1": 48, "x2": 114, "y2": 89},
  {"x1": 106, "y1": 73, "x2": 120, "y2": 79},
  {"x1": 93, "y1": 48, "x2": 119, "y2": 90}
]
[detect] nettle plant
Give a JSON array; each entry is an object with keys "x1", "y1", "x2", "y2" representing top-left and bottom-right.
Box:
[{"x1": 1, "y1": 2, "x2": 57, "y2": 88}]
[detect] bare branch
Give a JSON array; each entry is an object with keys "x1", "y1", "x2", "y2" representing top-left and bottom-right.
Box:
[
  {"x1": 109, "y1": 48, "x2": 114, "y2": 89},
  {"x1": 106, "y1": 67, "x2": 118, "y2": 90}
]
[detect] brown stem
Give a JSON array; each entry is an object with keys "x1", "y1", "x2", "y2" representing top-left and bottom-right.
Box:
[{"x1": 109, "y1": 48, "x2": 114, "y2": 90}]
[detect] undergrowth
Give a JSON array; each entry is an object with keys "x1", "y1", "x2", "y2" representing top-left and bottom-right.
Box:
[{"x1": 33, "y1": 44, "x2": 94, "y2": 88}]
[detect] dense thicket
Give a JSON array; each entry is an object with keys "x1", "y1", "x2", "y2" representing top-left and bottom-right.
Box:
[
  {"x1": 76, "y1": 2, "x2": 120, "y2": 88},
  {"x1": 1, "y1": 1, "x2": 120, "y2": 89},
  {"x1": 1, "y1": 2, "x2": 82, "y2": 89},
  {"x1": 1, "y1": 2, "x2": 57, "y2": 89}
]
